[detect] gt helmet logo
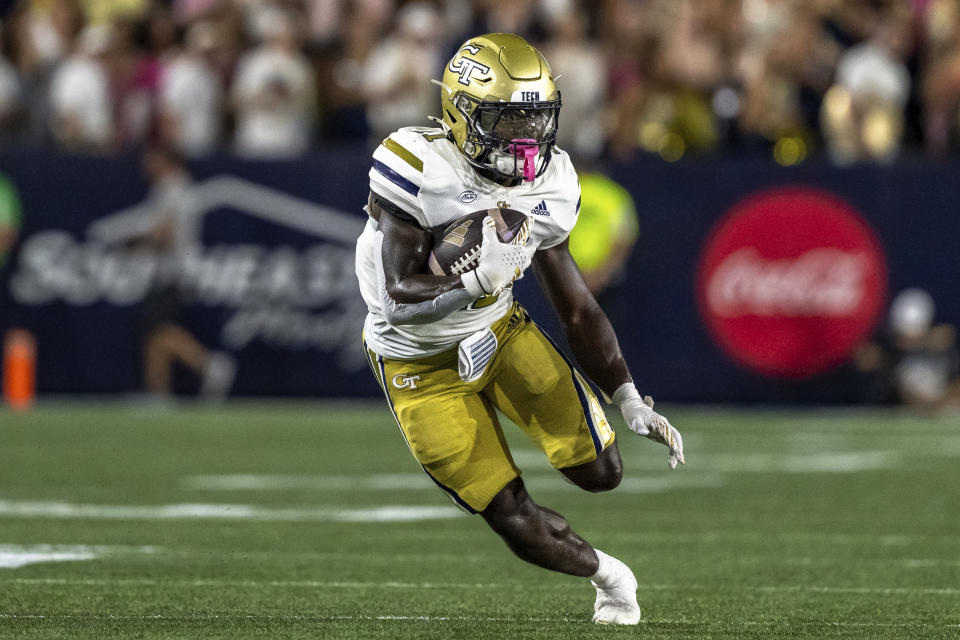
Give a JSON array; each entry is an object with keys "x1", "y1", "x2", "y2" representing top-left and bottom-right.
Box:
[{"x1": 448, "y1": 45, "x2": 491, "y2": 86}]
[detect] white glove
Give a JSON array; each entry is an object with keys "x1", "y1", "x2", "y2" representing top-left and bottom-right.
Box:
[
  {"x1": 461, "y1": 216, "x2": 535, "y2": 298},
  {"x1": 613, "y1": 383, "x2": 685, "y2": 469}
]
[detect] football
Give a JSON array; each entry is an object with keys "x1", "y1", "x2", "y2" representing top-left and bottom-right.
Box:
[{"x1": 427, "y1": 208, "x2": 529, "y2": 276}]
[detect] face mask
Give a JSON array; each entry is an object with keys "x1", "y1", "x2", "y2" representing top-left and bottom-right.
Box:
[{"x1": 490, "y1": 139, "x2": 539, "y2": 182}]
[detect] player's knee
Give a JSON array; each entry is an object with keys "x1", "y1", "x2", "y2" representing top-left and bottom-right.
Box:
[
  {"x1": 594, "y1": 446, "x2": 623, "y2": 491},
  {"x1": 568, "y1": 464, "x2": 621, "y2": 493},
  {"x1": 586, "y1": 464, "x2": 622, "y2": 492},
  {"x1": 561, "y1": 446, "x2": 623, "y2": 492},
  {"x1": 482, "y1": 479, "x2": 540, "y2": 542},
  {"x1": 487, "y1": 504, "x2": 567, "y2": 555}
]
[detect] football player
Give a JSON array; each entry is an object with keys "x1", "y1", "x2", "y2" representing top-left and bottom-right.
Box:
[{"x1": 354, "y1": 33, "x2": 684, "y2": 625}]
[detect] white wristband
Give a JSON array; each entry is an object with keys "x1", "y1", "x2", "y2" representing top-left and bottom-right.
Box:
[
  {"x1": 460, "y1": 270, "x2": 486, "y2": 298},
  {"x1": 612, "y1": 382, "x2": 641, "y2": 408}
]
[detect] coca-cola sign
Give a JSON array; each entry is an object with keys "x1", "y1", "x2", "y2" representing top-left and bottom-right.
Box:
[{"x1": 697, "y1": 187, "x2": 887, "y2": 378}]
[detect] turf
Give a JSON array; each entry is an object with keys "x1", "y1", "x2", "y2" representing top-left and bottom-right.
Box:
[{"x1": 0, "y1": 401, "x2": 958, "y2": 638}]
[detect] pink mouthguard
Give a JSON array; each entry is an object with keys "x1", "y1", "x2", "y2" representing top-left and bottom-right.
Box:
[{"x1": 508, "y1": 139, "x2": 538, "y2": 182}]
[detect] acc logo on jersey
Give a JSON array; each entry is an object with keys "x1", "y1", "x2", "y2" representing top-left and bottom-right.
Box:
[
  {"x1": 392, "y1": 373, "x2": 421, "y2": 390},
  {"x1": 449, "y1": 44, "x2": 491, "y2": 86},
  {"x1": 458, "y1": 190, "x2": 478, "y2": 204}
]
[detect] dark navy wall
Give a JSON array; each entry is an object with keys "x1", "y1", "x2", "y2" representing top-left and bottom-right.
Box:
[{"x1": 2, "y1": 149, "x2": 958, "y2": 402}]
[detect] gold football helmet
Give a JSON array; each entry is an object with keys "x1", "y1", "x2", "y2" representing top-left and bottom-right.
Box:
[{"x1": 435, "y1": 33, "x2": 561, "y2": 182}]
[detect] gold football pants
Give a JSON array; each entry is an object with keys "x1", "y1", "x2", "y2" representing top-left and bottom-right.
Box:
[{"x1": 365, "y1": 303, "x2": 615, "y2": 513}]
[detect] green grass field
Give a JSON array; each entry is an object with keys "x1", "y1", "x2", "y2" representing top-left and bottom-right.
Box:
[{"x1": 0, "y1": 401, "x2": 958, "y2": 639}]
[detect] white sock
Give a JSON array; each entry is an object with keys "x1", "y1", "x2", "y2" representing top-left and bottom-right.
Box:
[{"x1": 589, "y1": 549, "x2": 619, "y2": 588}]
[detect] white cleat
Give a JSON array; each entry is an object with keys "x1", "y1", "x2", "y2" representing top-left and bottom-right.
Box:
[{"x1": 590, "y1": 551, "x2": 641, "y2": 625}]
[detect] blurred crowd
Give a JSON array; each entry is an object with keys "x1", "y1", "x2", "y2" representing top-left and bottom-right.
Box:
[{"x1": 1, "y1": 0, "x2": 960, "y2": 163}]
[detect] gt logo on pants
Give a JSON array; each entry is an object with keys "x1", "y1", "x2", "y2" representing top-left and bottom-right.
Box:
[{"x1": 392, "y1": 374, "x2": 421, "y2": 390}]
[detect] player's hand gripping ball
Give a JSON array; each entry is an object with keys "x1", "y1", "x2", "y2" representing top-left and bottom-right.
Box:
[{"x1": 427, "y1": 208, "x2": 530, "y2": 277}]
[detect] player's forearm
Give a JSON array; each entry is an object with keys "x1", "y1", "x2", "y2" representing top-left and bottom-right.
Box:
[
  {"x1": 562, "y1": 302, "x2": 632, "y2": 400},
  {"x1": 380, "y1": 281, "x2": 474, "y2": 325},
  {"x1": 385, "y1": 274, "x2": 466, "y2": 304}
]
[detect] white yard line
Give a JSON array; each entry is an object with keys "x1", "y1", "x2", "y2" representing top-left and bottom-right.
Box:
[
  {"x1": 3, "y1": 577, "x2": 959, "y2": 596},
  {"x1": 599, "y1": 530, "x2": 960, "y2": 546},
  {"x1": 2, "y1": 578, "x2": 500, "y2": 588},
  {"x1": 0, "y1": 613, "x2": 953, "y2": 628},
  {"x1": 0, "y1": 501, "x2": 462, "y2": 523},
  {"x1": 6, "y1": 550, "x2": 952, "y2": 570},
  {"x1": 0, "y1": 550, "x2": 95, "y2": 569},
  {"x1": 181, "y1": 472, "x2": 726, "y2": 493},
  {"x1": 181, "y1": 474, "x2": 435, "y2": 491},
  {"x1": 685, "y1": 451, "x2": 897, "y2": 473},
  {"x1": 0, "y1": 545, "x2": 160, "y2": 569}
]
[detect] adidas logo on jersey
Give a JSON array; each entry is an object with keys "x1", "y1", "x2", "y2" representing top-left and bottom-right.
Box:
[{"x1": 531, "y1": 200, "x2": 550, "y2": 216}]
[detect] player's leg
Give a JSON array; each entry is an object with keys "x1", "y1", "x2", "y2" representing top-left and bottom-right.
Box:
[
  {"x1": 364, "y1": 320, "x2": 639, "y2": 624},
  {"x1": 144, "y1": 327, "x2": 175, "y2": 394},
  {"x1": 148, "y1": 323, "x2": 209, "y2": 374},
  {"x1": 365, "y1": 335, "x2": 615, "y2": 572},
  {"x1": 481, "y1": 476, "x2": 597, "y2": 576},
  {"x1": 483, "y1": 310, "x2": 620, "y2": 489},
  {"x1": 481, "y1": 474, "x2": 640, "y2": 625},
  {"x1": 481, "y1": 307, "x2": 639, "y2": 624},
  {"x1": 364, "y1": 342, "x2": 521, "y2": 513}
]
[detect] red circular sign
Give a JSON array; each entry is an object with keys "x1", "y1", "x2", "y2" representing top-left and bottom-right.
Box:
[{"x1": 696, "y1": 187, "x2": 887, "y2": 378}]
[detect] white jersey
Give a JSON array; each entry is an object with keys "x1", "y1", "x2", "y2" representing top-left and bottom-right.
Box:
[{"x1": 356, "y1": 126, "x2": 581, "y2": 360}]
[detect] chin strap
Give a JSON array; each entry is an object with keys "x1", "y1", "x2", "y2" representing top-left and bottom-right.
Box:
[{"x1": 508, "y1": 138, "x2": 539, "y2": 182}]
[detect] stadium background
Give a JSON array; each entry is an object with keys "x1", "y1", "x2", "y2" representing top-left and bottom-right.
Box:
[
  {"x1": 1, "y1": 1, "x2": 959, "y2": 638},
  {"x1": 3, "y1": 0, "x2": 960, "y2": 403}
]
